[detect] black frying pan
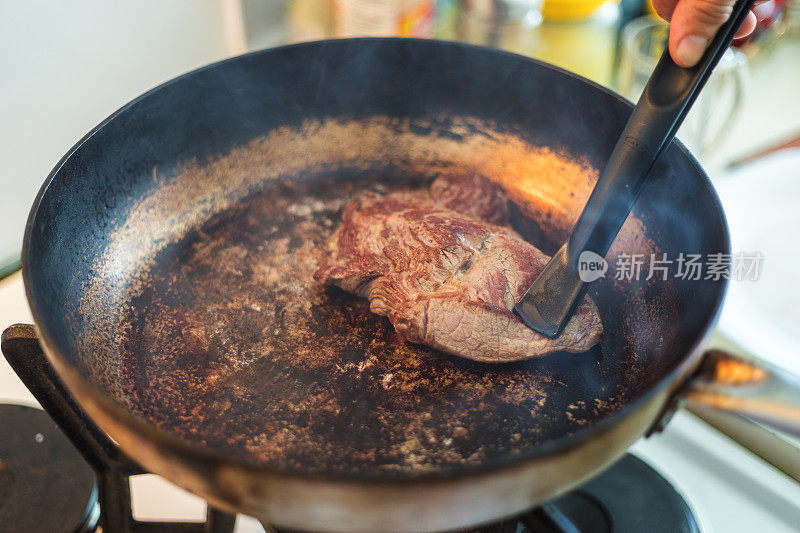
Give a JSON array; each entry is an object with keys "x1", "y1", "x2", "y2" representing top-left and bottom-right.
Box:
[{"x1": 4, "y1": 39, "x2": 799, "y2": 532}]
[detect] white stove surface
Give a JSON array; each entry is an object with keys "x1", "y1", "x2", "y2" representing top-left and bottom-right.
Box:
[{"x1": 1, "y1": 272, "x2": 798, "y2": 532}]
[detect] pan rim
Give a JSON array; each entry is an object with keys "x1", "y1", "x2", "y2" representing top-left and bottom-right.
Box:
[{"x1": 21, "y1": 37, "x2": 731, "y2": 483}]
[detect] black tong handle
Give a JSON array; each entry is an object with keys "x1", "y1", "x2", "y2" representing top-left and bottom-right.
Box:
[{"x1": 566, "y1": 0, "x2": 757, "y2": 267}]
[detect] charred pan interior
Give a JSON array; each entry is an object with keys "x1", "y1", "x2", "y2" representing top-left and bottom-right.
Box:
[
  {"x1": 39, "y1": 115, "x2": 712, "y2": 479},
  {"x1": 24, "y1": 40, "x2": 728, "y2": 482},
  {"x1": 102, "y1": 126, "x2": 675, "y2": 477},
  {"x1": 117, "y1": 172, "x2": 630, "y2": 476}
]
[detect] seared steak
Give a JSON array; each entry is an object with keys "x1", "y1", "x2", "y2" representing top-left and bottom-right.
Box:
[
  {"x1": 428, "y1": 173, "x2": 511, "y2": 225},
  {"x1": 314, "y1": 176, "x2": 602, "y2": 362}
]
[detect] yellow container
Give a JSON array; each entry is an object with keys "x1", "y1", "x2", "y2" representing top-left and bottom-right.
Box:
[
  {"x1": 535, "y1": 0, "x2": 620, "y2": 85},
  {"x1": 542, "y1": 0, "x2": 610, "y2": 21}
]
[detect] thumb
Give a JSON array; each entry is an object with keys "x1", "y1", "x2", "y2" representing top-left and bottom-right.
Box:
[{"x1": 669, "y1": 0, "x2": 757, "y2": 67}]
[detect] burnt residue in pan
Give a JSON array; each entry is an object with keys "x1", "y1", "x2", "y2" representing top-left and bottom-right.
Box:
[{"x1": 118, "y1": 173, "x2": 642, "y2": 477}]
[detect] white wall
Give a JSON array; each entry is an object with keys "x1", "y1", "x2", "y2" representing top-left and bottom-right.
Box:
[{"x1": 0, "y1": 1, "x2": 245, "y2": 262}]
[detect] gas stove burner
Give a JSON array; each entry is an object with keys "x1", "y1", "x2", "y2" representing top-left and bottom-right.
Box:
[
  {"x1": 460, "y1": 454, "x2": 698, "y2": 533},
  {"x1": 0, "y1": 403, "x2": 99, "y2": 533}
]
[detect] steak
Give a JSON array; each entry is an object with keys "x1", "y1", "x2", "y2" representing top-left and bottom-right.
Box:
[{"x1": 314, "y1": 175, "x2": 603, "y2": 362}]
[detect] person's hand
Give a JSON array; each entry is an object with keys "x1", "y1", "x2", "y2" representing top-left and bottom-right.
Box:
[{"x1": 651, "y1": 0, "x2": 758, "y2": 67}]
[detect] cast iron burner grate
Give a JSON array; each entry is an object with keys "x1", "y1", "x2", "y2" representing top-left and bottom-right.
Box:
[
  {"x1": 1, "y1": 330, "x2": 236, "y2": 533},
  {"x1": 2, "y1": 331, "x2": 697, "y2": 533}
]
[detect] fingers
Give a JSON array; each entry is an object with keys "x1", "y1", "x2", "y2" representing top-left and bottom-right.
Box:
[
  {"x1": 651, "y1": 0, "x2": 680, "y2": 21},
  {"x1": 734, "y1": 10, "x2": 758, "y2": 38},
  {"x1": 671, "y1": 0, "x2": 736, "y2": 66},
  {"x1": 653, "y1": 0, "x2": 758, "y2": 68}
]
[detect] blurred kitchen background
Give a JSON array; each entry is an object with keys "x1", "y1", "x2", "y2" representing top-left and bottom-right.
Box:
[{"x1": 1, "y1": 2, "x2": 799, "y2": 531}]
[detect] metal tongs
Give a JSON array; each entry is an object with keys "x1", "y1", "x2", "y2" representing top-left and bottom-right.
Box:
[{"x1": 514, "y1": 0, "x2": 757, "y2": 338}]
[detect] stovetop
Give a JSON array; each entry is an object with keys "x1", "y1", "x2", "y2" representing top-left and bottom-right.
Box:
[
  {"x1": 1, "y1": 272, "x2": 799, "y2": 532},
  {"x1": 0, "y1": 399, "x2": 697, "y2": 533},
  {"x1": 0, "y1": 399, "x2": 698, "y2": 533}
]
